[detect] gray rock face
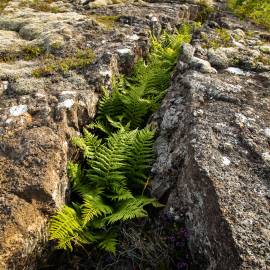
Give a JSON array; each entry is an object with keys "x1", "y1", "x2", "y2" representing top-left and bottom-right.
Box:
[{"x1": 151, "y1": 33, "x2": 270, "y2": 270}]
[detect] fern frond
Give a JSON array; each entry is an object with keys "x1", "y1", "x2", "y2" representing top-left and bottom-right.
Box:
[
  {"x1": 88, "y1": 120, "x2": 112, "y2": 136},
  {"x1": 97, "y1": 231, "x2": 118, "y2": 254},
  {"x1": 72, "y1": 129, "x2": 101, "y2": 159},
  {"x1": 49, "y1": 206, "x2": 84, "y2": 250},
  {"x1": 67, "y1": 162, "x2": 83, "y2": 188},
  {"x1": 105, "y1": 196, "x2": 159, "y2": 224},
  {"x1": 125, "y1": 127, "x2": 155, "y2": 186},
  {"x1": 81, "y1": 194, "x2": 112, "y2": 226}
]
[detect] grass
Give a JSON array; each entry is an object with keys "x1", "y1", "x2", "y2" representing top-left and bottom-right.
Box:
[
  {"x1": 32, "y1": 48, "x2": 96, "y2": 77},
  {"x1": 19, "y1": 0, "x2": 60, "y2": 13},
  {"x1": 228, "y1": 0, "x2": 270, "y2": 29}
]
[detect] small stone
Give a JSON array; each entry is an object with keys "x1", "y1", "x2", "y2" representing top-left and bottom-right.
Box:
[
  {"x1": 189, "y1": 57, "x2": 217, "y2": 74},
  {"x1": 233, "y1": 29, "x2": 245, "y2": 39},
  {"x1": 222, "y1": 156, "x2": 231, "y2": 166},
  {"x1": 262, "y1": 152, "x2": 270, "y2": 162},
  {"x1": 117, "y1": 48, "x2": 132, "y2": 55},
  {"x1": 58, "y1": 99, "x2": 74, "y2": 109},
  {"x1": 127, "y1": 34, "x2": 140, "y2": 41},
  {"x1": 226, "y1": 67, "x2": 245, "y2": 76},
  {"x1": 264, "y1": 128, "x2": 270, "y2": 138},
  {"x1": 9, "y1": 105, "x2": 28, "y2": 117},
  {"x1": 208, "y1": 48, "x2": 229, "y2": 69},
  {"x1": 259, "y1": 45, "x2": 270, "y2": 54},
  {"x1": 180, "y1": 43, "x2": 195, "y2": 63}
]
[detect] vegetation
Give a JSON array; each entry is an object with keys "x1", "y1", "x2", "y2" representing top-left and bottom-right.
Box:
[
  {"x1": 49, "y1": 25, "x2": 192, "y2": 254},
  {"x1": 228, "y1": 0, "x2": 270, "y2": 29},
  {"x1": 0, "y1": 45, "x2": 46, "y2": 63},
  {"x1": 92, "y1": 15, "x2": 120, "y2": 29},
  {"x1": 0, "y1": 0, "x2": 10, "y2": 13},
  {"x1": 19, "y1": 0, "x2": 60, "y2": 13},
  {"x1": 202, "y1": 28, "x2": 232, "y2": 49},
  {"x1": 32, "y1": 48, "x2": 95, "y2": 77},
  {"x1": 195, "y1": 0, "x2": 214, "y2": 22}
]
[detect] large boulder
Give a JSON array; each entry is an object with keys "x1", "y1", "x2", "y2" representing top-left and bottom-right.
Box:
[{"x1": 151, "y1": 55, "x2": 270, "y2": 269}]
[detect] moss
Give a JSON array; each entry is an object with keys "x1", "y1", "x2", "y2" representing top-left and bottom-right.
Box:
[
  {"x1": 32, "y1": 48, "x2": 96, "y2": 77},
  {"x1": 195, "y1": 0, "x2": 215, "y2": 22},
  {"x1": 0, "y1": 0, "x2": 11, "y2": 13},
  {"x1": 19, "y1": 0, "x2": 60, "y2": 13},
  {"x1": 92, "y1": 15, "x2": 120, "y2": 29},
  {"x1": 202, "y1": 28, "x2": 232, "y2": 49},
  {"x1": 254, "y1": 54, "x2": 270, "y2": 66},
  {"x1": 22, "y1": 45, "x2": 46, "y2": 60},
  {"x1": 0, "y1": 45, "x2": 47, "y2": 63}
]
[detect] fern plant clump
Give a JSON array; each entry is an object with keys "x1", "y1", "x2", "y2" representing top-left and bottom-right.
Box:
[{"x1": 49, "y1": 25, "x2": 192, "y2": 254}]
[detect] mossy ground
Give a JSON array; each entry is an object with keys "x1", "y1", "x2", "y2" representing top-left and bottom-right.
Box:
[
  {"x1": 201, "y1": 28, "x2": 232, "y2": 49},
  {"x1": 92, "y1": 15, "x2": 120, "y2": 29},
  {"x1": 32, "y1": 48, "x2": 96, "y2": 77},
  {"x1": 19, "y1": 0, "x2": 61, "y2": 13},
  {"x1": 0, "y1": 0, "x2": 11, "y2": 13}
]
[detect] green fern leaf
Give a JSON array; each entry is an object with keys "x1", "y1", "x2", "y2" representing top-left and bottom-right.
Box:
[
  {"x1": 81, "y1": 194, "x2": 112, "y2": 225},
  {"x1": 49, "y1": 206, "x2": 84, "y2": 250},
  {"x1": 105, "y1": 196, "x2": 159, "y2": 224},
  {"x1": 97, "y1": 232, "x2": 118, "y2": 254}
]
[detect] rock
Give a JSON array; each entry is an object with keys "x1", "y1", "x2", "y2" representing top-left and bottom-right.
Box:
[
  {"x1": 88, "y1": 0, "x2": 113, "y2": 8},
  {"x1": 151, "y1": 58, "x2": 270, "y2": 269},
  {"x1": 225, "y1": 67, "x2": 245, "y2": 75},
  {"x1": 180, "y1": 43, "x2": 195, "y2": 63},
  {"x1": 259, "y1": 45, "x2": 270, "y2": 54},
  {"x1": 208, "y1": 48, "x2": 229, "y2": 69},
  {"x1": 189, "y1": 56, "x2": 217, "y2": 73}
]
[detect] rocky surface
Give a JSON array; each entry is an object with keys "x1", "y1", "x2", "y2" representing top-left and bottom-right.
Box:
[
  {"x1": 151, "y1": 12, "x2": 270, "y2": 270},
  {"x1": 0, "y1": 0, "x2": 269, "y2": 269},
  {"x1": 0, "y1": 1, "x2": 202, "y2": 269}
]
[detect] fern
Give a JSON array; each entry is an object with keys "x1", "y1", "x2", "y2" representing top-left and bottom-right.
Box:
[
  {"x1": 49, "y1": 25, "x2": 192, "y2": 254},
  {"x1": 97, "y1": 231, "x2": 118, "y2": 254},
  {"x1": 49, "y1": 206, "x2": 85, "y2": 250},
  {"x1": 125, "y1": 127, "x2": 155, "y2": 186},
  {"x1": 81, "y1": 193, "x2": 112, "y2": 225},
  {"x1": 105, "y1": 196, "x2": 159, "y2": 224}
]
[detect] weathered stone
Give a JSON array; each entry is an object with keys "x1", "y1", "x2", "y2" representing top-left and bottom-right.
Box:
[
  {"x1": 180, "y1": 43, "x2": 195, "y2": 63},
  {"x1": 208, "y1": 48, "x2": 229, "y2": 69},
  {"x1": 189, "y1": 56, "x2": 217, "y2": 73},
  {"x1": 152, "y1": 59, "x2": 270, "y2": 270}
]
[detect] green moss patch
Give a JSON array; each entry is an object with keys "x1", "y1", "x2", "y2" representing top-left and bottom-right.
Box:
[
  {"x1": 32, "y1": 48, "x2": 96, "y2": 77},
  {"x1": 19, "y1": 0, "x2": 60, "y2": 13},
  {"x1": 202, "y1": 28, "x2": 232, "y2": 49}
]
